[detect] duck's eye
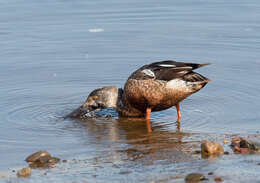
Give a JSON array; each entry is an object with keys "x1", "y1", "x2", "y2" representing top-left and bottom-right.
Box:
[{"x1": 92, "y1": 96, "x2": 99, "y2": 100}]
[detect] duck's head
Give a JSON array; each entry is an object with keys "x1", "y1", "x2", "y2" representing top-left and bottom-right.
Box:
[{"x1": 67, "y1": 86, "x2": 120, "y2": 118}]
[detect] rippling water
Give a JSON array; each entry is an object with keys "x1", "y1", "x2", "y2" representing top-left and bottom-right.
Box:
[{"x1": 1, "y1": 0, "x2": 260, "y2": 182}]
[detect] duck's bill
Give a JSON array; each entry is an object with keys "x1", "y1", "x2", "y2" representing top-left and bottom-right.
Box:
[
  {"x1": 66, "y1": 104, "x2": 95, "y2": 118},
  {"x1": 66, "y1": 103, "x2": 104, "y2": 118}
]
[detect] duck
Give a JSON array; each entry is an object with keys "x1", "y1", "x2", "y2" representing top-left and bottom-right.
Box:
[{"x1": 68, "y1": 60, "x2": 211, "y2": 121}]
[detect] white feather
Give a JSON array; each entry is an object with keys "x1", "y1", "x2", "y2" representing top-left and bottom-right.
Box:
[
  {"x1": 177, "y1": 70, "x2": 189, "y2": 74},
  {"x1": 166, "y1": 79, "x2": 190, "y2": 92},
  {"x1": 158, "y1": 64, "x2": 176, "y2": 67},
  {"x1": 141, "y1": 69, "x2": 155, "y2": 77}
]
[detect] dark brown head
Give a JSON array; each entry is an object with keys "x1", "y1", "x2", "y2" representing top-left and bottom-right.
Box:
[{"x1": 67, "y1": 86, "x2": 120, "y2": 118}]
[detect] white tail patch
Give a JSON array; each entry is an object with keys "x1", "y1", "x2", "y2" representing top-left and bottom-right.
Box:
[
  {"x1": 166, "y1": 79, "x2": 191, "y2": 92},
  {"x1": 158, "y1": 64, "x2": 176, "y2": 67},
  {"x1": 142, "y1": 69, "x2": 155, "y2": 77}
]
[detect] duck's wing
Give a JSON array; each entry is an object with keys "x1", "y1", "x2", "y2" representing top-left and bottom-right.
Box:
[{"x1": 130, "y1": 60, "x2": 210, "y2": 81}]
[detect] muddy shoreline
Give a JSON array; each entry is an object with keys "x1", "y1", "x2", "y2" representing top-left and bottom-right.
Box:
[{"x1": 2, "y1": 125, "x2": 260, "y2": 183}]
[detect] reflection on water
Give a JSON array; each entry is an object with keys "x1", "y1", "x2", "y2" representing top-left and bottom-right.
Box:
[{"x1": 72, "y1": 116, "x2": 200, "y2": 165}]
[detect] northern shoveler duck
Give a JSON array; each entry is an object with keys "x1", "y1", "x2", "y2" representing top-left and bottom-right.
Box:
[{"x1": 68, "y1": 60, "x2": 211, "y2": 121}]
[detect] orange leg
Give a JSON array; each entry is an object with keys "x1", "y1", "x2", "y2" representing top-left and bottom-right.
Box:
[
  {"x1": 146, "y1": 119, "x2": 152, "y2": 133},
  {"x1": 145, "y1": 108, "x2": 152, "y2": 133},
  {"x1": 145, "y1": 108, "x2": 151, "y2": 120},
  {"x1": 176, "y1": 103, "x2": 181, "y2": 120}
]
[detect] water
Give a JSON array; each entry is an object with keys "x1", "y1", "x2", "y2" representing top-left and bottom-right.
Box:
[{"x1": 1, "y1": 0, "x2": 260, "y2": 182}]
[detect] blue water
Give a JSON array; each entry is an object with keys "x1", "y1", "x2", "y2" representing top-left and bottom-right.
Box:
[{"x1": 1, "y1": 0, "x2": 260, "y2": 182}]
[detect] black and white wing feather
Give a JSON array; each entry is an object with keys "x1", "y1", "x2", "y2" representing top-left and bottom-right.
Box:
[{"x1": 129, "y1": 60, "x2": 210, "y2": 82}]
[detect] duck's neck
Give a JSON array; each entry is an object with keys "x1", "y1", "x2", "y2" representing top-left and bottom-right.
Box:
[{"x1": 115, "y1": 88, "x2": 145, "y2": 117}]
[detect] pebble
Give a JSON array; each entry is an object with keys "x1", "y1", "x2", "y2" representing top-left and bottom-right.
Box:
[
  {"x1": 25, "y1": 150, "x2": 60, "y2": 168},
  {"x1": 240, "y1": 148, "x2": 249, "y2": 154},
  {"x1": 215, "y1": 177, "x2": 223, "y2": 182},
  {"x1": 25, "y1": 150, "x2": 51, "y2": 163},
  {"x1": 231, "y1": 137, "x2": 241, "y2": 147},
  {"x1": 119, "y1": 170, "x2": 132, "y2": 175},
  {"x1": 185, "y1": 173, "x2": 206, "y2": 183},
  {"x1": 201, "y1": 140, "x2": 224, "y2": 158},
  {"x1": 17, "y1": 167, "x2": 31, "y2": 178},
  {"x1": 231, "y1": 137, "x2": 260, "y2": 154}
]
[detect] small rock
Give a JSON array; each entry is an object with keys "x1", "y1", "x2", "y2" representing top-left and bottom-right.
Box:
[
  {"x1": 17, "y1": 167, "x2": 31, "y2": 178},
  {"x1": 231, "y1": 137, "x2": 241, "y2": 147},
  {"x1": 234, "y1": 146, "x2": 241, "y2": 153},
  {"x1": 26, "y1": 151, "x2": 51, "y2": 163},
  {"x1": 215, "y1": 177, "x2": 223, "y2": 182},
  {"x1": 240, "y1": 139, "x2": 253, "y2": 148},
  {"x1": 208, "y1": 172, "x2": 214, "y2": 175},
  {"x1": 25, "y1": 151, "x2": 60, "y2": 168},
  {"x1": 224, "y1": 151, "x2": 230, "y2": 155},
  {"x1": 185, "y1": 173, "x2": 206, "y2": 183},
  {"x1": 201, "y1": 140, "x2": 224, "y2": 158},
  {"x1": 240, "y1": 148, "x2": 249, "y2": 154},
  {"x1": 62, "y1": 160, "x2": 67, "y2": 163},
  {"x1": 119, "y1": 170, "x2": 132, "y2": 174},
  {"x1": 231, "y1": 137, "x2": 260, "y2": 154}
]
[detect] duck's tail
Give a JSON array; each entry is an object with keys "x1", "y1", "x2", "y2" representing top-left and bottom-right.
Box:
[
  {"x1": 188, "y1": 62, "x2": 211, "y2": 70},
  {"x1": 184, "y1": 71, "x2": 211, "y2": 83}
]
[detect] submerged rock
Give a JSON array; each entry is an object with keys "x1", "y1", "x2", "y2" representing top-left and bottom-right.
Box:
[
  {"x1": 25, "y1": 151, "x2": 60, "y2": 168},
  {"x1": 215, "y1": 177, "x2": 223, "y2": 182},
  {"x1": 26, "y1": 150, "x2": 51, "y2": 163},
  {"x1": 201, "y1": 140, "x2": 224, "y2": 158},
  {"x1": 224, "y1": 151, "x2": 230, "y2": 155},
  {"x1": 231, "y1": 137, "x2": 260, "y2": 154},
  {"x1": 208, "y1": 172, "x2": 214, "y2": 175},
  {"x1": 17, "y1": 167, "x2": 31, "y2": 178},
  {"x1": 185, "y1": 173, "x2": 206, "y2": 183}
]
